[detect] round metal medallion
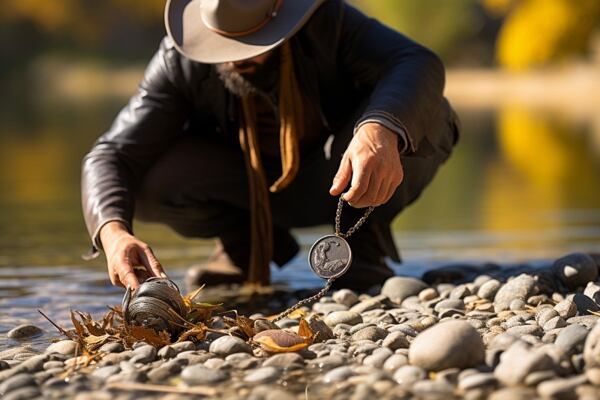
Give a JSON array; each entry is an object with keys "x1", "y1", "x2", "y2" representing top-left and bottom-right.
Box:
[{"x1": 308, "y1": 234, "x2": 352, "y2": 279}]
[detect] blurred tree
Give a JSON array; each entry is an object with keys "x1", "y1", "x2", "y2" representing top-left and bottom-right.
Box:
[
  {"x1": 351, "y1": 0, "x2": 483, "y2": 61},
  {"x1": 483, "y1": 0, "x2": 600, "y2": 70}
]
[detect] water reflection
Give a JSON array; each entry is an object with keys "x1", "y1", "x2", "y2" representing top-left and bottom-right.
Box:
[{"x1": 0, "y1": 93, "x2": 599, "y2": 349}]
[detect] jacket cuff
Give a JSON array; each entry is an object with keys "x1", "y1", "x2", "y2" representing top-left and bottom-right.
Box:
[
  {"x1": 354, "y1": 111, "x2": 416, "y2": 154},
  {"x1": 91, "y1": 217, "x2": 133, "y2": 252}
]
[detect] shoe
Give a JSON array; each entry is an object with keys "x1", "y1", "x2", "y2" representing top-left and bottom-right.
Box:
[
  {"x1": 331, "y1": 223, "x2": 395, "y2": 292},
  {"x1": 186, "y1": 226, "x2": 299, "y2": 287}
]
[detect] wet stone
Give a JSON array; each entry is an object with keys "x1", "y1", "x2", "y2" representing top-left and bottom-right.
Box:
[
  {"x1": 6, "y1": 324, "x2": 43, "y2": 339},
  {"x1": 181, "y1": 364, "x2": 229, "y2": 385},
  {"x1": 209, "y1": 335, "x2": 252, "y2": 356},
  {"x1": 244, "y1": 366, "x2": 281, "y2": 383}
]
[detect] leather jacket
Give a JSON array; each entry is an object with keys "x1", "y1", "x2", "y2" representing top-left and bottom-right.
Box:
[{"x1": 81, "y1": 0, "x2": 459, "y2": 253}]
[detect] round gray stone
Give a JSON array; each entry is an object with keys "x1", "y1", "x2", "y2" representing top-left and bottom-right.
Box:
[
  {"x1": 393, "y1": 365, "x2": 426, "y2": 386},
  {"x1": 409, "y1": 320, "x2": 485, "y2": 371},
  {"x1": 323, "y1": 365, "x2": 354, "y2": 383},
  {"x1": 324, "y1": 311, "x2": 362, "y2": 327},
  {"x1": 494, "y1": 274, "x2": 538, "y2": 312},
  {"x1": 45, "y1": 340, "x2": 78, "y2": 356},
  {"x1": 553, "y1": 253, "x2": 598, "y2": 290},
  {"x1": 381, "y1": 277, "x2": 428, "y2": 304},
  {"x1": 209, "y1": 335, "x2": 252, "y2": 356},
  {"x1": 477, "y1": 279, "x2": 501, "y2": 300},
  {"x1": 351, "y1": 326, "x2": 387, "y2": 342},
  {"x1": 243, "y1": 366, "x2": 281, "y2": 383},
  {"x1": 263, "y1": 353, "x2": 304, "y2": 368},
  {"x1": 332, "y1": 289, "x2": 359, "y2": 307},
  {"x1": 7, "y1": 325, "x2": 43, "y2": 339},
  {"x1": 181, "y1": 364, "x2": 229, "y2": 385}
]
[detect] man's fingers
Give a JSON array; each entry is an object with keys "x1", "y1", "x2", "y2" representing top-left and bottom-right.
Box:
[
  {"x1": 139, "y1": 246, "x2": 167, "y2": 279},
  {"x1": 330, "y1": 155, "x2": 352, "y2": 196},
  {"x1": 344, "y1": 164, "x2": 370, "y2": 207},
  {"x1": 116, "y1": 260, "x2": 140, "y2": 289}
]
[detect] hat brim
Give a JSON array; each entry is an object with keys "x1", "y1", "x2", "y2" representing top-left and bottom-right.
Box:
[{"x1": 165, "y1": 0, "x2": 326, "y2": 64}]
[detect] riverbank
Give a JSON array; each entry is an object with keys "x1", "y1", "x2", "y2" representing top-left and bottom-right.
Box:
[{"x1": 2, "y1": 253, "x2": 600, "y2": 399}]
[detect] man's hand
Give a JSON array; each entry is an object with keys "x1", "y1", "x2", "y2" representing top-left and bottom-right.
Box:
[
  {"x1": 100, "y1": 221, "x2": 166, "y2": 289},
  {"x1": 330, "y1": 122, "x2": 404, "y2": 208}
]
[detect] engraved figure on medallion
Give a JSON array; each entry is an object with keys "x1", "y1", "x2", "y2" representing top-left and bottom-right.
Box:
[{"x1": 312, "y1": 240, "x2": 348, "y2": 274}]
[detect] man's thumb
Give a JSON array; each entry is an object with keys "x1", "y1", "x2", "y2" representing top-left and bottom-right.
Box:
[{"x1": 330, "y1": 157, "x2": 352, "y2": 195}]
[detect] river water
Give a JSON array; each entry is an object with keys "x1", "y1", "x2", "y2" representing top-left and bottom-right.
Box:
[{"x1": 1, "y1": 91, "x2": 599, "y2": 351}]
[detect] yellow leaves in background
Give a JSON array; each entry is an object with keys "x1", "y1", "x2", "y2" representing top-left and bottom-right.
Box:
[
  {"x1": 0, "y1": 0, "x2": 79, "y2": 31},
  {"x1": 489, "y1": 0, "x2": 600, "y2": 70}
]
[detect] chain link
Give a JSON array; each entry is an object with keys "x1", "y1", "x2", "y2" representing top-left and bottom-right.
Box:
[
  {"x1": 335, "y1": 196, "x2": 374, "y2": 238},
  {"x1": 272, "y1": 278, "x2": 335, "y2": 322}
]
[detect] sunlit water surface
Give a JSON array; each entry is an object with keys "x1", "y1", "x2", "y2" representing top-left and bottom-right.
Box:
[{"x1": 1, "y1": 97, "x2": 599, "y2": 351}]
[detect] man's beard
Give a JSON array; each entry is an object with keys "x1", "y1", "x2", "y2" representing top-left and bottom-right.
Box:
[{"x1": 215, "y1": 49, "x2": 280, "y2": 97}]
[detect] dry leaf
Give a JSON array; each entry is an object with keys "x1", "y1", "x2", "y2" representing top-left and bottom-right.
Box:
[
  {"x1": 252, "y1": 329, "x2": 310, "y2": 353},
  {"x1": 128, "y1": 325, "x2": 171, "y2": 347}
]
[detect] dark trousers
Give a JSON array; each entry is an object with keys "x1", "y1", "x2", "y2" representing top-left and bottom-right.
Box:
[{"x1": 135, "y1": 105, "x2": 457, "y2": 266}]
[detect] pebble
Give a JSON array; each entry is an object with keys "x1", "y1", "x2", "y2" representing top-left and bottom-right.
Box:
[
  {"x1": 351, "y1": 326, "x2": 387, "y2": 342},
  {"x1": 131, "y1": 345, "x2": 156, "y2": 364},
  {"x1": 409, "y1": 320, "x2": 485, "y2": 371},
  {"x1": 349, "y1": 295, "x2": 387, "y2": 313},
  {"x1": 6, "y1": 324, "x2": 43, "y2": 339},
  {"x1": 477, "y1": 279, "x2": 501, "y2": 300},
  {"x1": 157, "y1": 345, "x2": 177, "y2": 359},
  {"x1": 209, "y1": 335, "x2": 252, "y2": 356},
  {"x1": 494, "y1": 274, "x2": 538, "y2": 312},
  {"x1": 569, "y1": 293, "x2": 600, "y2": 315},
  {"x1": 458, "y1": 372, "x2": 497, "y2": 390},
  {"x1": 98, "y1": 342, "x2": 123, "y2": 353},
  {"x1": 362, "y1": 348, "x2": 393, "y2": 368},
  {"x1": 263, "y1": 353, "x2": 304, "y2": 368},
  {"x1": 310, "y1": 355, "x2": 346, "y2": 371},
  {"x1": 584, "y1": 322, "x2": 600, "y2": 368},
  {"x1": 393, "y1": 365, "x2": 426, "y2": 386},
  {"x1": 323, "y1": 365, "x2": 354, "y2": 383},
  {"x1": 0, "y1": 373, "x2": 36, "y2": 395},
  {"x1": 181, "y1": 364, "x2": 229, "y2": 385},
  {"x1": 3, "y1": 387, "x2": 41, "y2": 400},
  {"x1": 494, "y1": 340, "x2": 554, "y2": 385},
  {"x1": 312, "y1": 302, "x2": 348, "y2": 314},
  {"x1": 382, "y1": 331, "x2": 409, "y2": 350},
  {"x1": 383, "y1": 354, "x2": 408, "y2": 372},
  {"x1": 381, "y1": 277, "x2": 428, "y2": 304},
  {"x1": 324, "y1": 311, "x2": 363, "y2": 327},
  {"x1": 553, "y1": 253, "x2": 598, "y2": 290},
  {"x1": 555, "y1": 324, "x2": 589, "y2": 353},
  {"x1": 46, "y1": 340, "x2": 79, "y2": 356},
  {"x1": 332, "y1": 289, "x2": 359, "y2": 307},
  {"x1": 537, "y1": 375, "x2": 587, "y2": 399},
  {"x1": 585, "y1": 282, "x2": 600, "y2": 303},
  {"x1": 91, "y1": 365, "x2": 121, "y2": 380},
  {"x1": 244, "y1": 366, "x2": 281, "y2": 383},
  {"x1": 418, "y1": 288, "x2": 439, "y2": 301}
]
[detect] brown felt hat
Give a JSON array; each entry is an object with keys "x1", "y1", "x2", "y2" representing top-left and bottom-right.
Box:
[{"x1": 165, "y1": 0, "x2": 327, "y2": 64}]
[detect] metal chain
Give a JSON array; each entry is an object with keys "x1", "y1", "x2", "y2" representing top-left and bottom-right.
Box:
[
  {"x1": 335, "y1": 196, "x2": 375, "y2": 238},
  {"x1": 272, "y1": 278, "x2": 335, "y2": 322}
]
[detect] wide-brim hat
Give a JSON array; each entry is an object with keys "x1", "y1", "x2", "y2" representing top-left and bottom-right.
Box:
[{"x1": 165, "y1": 0, "x2": 327, "y2": 64}]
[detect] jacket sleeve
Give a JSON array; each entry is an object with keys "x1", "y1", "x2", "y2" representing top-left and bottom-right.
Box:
[
  {"x1": 81, "y1": 38, "x2": 189, "y2": 253},
  {"x1": 336, "y1": 2, "x2": 446, "y2": 154}
]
